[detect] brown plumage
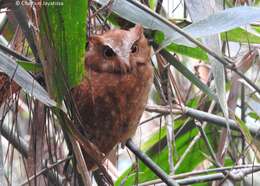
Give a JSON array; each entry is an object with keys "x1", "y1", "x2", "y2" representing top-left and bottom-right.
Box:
[{"x1": 71, "y1": 24, "x2": 153, "y2": 170}]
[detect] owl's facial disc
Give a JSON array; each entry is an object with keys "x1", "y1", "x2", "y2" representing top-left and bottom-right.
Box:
[{"x1": 86, "y1": 24, "x2": 150, "y2": 74}]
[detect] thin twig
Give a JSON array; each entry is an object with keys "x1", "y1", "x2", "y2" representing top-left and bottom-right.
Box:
[
  {"x1": 69, "y1": 137, "x2": 92, "y2": 186},
  {"x1": 0, "y1": 126, "x2": 4, "y2": 185},
  {"x1": 10, "y1": 2, "x2": 41, "y2": 63},
  {"x1": 195, "y1": 120, "x2": 221, "y2": 167},
  {"x1": 0, "y1": 108, "x2": 69, "y2": 186},
  {"x1": 90, "y1": 0, "x2": 114, "y2": 18},
  {"x1": 155, "y1": 0, "x2": 164, "y2": 13},
  {"x1": 140, "y1": 165, "x2": 260, "y2": 186},
  {"x1": 19, "y1": 156, "x2": 72, "y2": 186},
  {"x1": 139, "y1": 113, "x2": 163, "y2": 126},
  {"x1": 126, "y1": 139, "x2": 179, "y2": 186},
  {"x1": 175, "y1": 101, "x2": 216, "y2": 170},
  {"x1": 145, "y1": 105, "x2": 260, "y2": 138}
]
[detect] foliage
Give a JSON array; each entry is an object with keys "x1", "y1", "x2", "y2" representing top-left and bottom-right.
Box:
[
  {"x1": 0, "y1": 0, "x2": 259, "y2": 186},
  {"x1": 39, "y1": 0, "x2": 86, "y2": 101}
]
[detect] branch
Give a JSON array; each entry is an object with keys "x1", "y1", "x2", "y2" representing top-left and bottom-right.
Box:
[
  {"x1": 126, "y1": 139, "x2": 179, "y2": 186},
  {"x1": 20, "y1": 156, "x2": 72, "y2": 186},
  {"x1": 145, "y1": 105, "x2": 260, "y2": 138},
  {"x1": 140, "y1": 166, "x2": 260, "y2": 186},
  {"x1": 125, "y1": 0, "x2": 260, "y2": 94},
  {"x1": 0, "y1": 122, "x2": 29, "y2": 157},
  {"x1": 195, "y1": 120, "x2": 221, "y2": 167},
  {"x1": 0, "y1": 43, "x2": 32, "y2": 62},
  {"x1": 127, "y1": 137, "x2": 260, "y2": 186},
  {"x1": 179, "y1": 167, "x2": 260, "y2": 184},
  {"x1": 175, "y1": 101, "x2": 216, "y2": 170}
]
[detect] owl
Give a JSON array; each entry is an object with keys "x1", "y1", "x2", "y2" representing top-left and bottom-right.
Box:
[{"x1": 71, "y1": 24, "x2": 153, "y2": 170}]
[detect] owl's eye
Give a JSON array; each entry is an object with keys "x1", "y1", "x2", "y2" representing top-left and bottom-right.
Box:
[
  {"x1": 131, "y1": 43, "x2": 138, "y2": 53},
  {"x1": 103, "y1": 45, "x2": 116, "y2": 58},
  {"x1": 86, "y1": 41, "x2": 89, "y2": 49}
]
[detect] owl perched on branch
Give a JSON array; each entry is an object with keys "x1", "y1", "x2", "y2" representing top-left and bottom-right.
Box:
[{"x1": 71, "y1": 24, "x2": 153, "y2": 170}]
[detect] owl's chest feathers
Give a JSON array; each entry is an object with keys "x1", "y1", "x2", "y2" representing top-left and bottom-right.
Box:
[{"x1": 73, "y1": 64, "x2": 153, "y2": 151}]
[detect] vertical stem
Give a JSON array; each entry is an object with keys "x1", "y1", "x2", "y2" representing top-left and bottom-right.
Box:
[
  {"x1": 135, "y1": 156, "x2": 139, "y2": 186},
  {"x1": 241, "y1": 84, "x2": 246, "y2": 122},
  {"x1": 155, "y1": 0, "x2": 164, "y2": 13},
  {"x1": 241, "y1": 84, "x2": 246, "y2": 164},
  {"x1": 195, "y1": 121, "x2": 221, "y2": 167},
  {"x1": 0, "y1": 131, "x2": 4, "y2": 185}
]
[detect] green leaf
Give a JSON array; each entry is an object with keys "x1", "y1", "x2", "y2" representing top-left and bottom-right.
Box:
[
  {"x1": 154, "y1": 31, "x2": 208, "y2": 60},
  {"x1": 166, "y1": 43, "x2": 208, "y2": 61},
  {"x1": 16, "y1": 60, "x2": 43, "y2": 73},
  {"x1": 115, "y1": 124, "x2": 213, "y2": 185},
  {"x1": 186, "y1": 98, "x2": 200, "y2": 108},
  {"x1": 155, "y1": 28, "x2": 260, "y2": 61},
  {"x1": 248, "y1": 112, "x2": 260, "y2": 121},
  {"x1": 141, "y1": 118, "x2": 188, "y2": 152},
  {"x1": 39, "y1": 0, "x2": 87, "y2": 102},
  {"x1": 158, "y1": 48, "x2": 218, "y2": 102},
  {"x1": 235, "y1": 116, "x2": 253, "y2": 144},
  {"x1": 253, "y1": 25, "x2": 260, "y2": 33},
  {"x1": 222, "y1": 27, "x2": 260, "y2": 44},
  {"x1": 141, "y1": 126, "x2": 166, "y2": 152},
  {"x1": 107, "y1": 13, "x2": 121, "y2": 28},
  {"x1": 148, "y1": 0, "x2": 156, "y2": 10},
  {"x1": 95, "y1": 0, "x2": 260, "y2": 47},
  {"x1": 154, "y1": 30, "x2": 165, "y2": 44}
]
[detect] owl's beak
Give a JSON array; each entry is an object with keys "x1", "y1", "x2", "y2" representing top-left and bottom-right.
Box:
[{"x1": 119, "y1": 56, "x2": 131, "y2": 72}]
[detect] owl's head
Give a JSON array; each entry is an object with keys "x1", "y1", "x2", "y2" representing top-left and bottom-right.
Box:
[{"x1": 86, "y1": 24, "x2": 151, "y2": 74}]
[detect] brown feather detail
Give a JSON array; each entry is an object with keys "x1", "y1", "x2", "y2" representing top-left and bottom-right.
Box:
[{"x1": 72, "y1": 25, "x2": 153, "y2": 170}]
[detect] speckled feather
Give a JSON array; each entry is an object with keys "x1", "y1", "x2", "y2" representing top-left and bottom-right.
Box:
[{"x1": 71, "y1": 25, "x2": 153, "y2": 170}]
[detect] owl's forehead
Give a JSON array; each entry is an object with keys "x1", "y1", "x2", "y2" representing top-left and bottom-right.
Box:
[
  {"x1": 102, "y1": 29, "x2": 135, "y2": 41},
  {"x1": 100, "y1": 30, "x2": 139, "y2": 53}
]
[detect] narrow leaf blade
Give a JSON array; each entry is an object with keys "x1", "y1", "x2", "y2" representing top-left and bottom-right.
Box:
[{"x1": 0, "y1": 52, "x2": 56, "y2": 106}]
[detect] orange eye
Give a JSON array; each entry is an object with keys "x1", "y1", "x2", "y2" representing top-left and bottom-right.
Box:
[
  {"x1": 131, "y1": 43, "x2": 138, "y2": 53},
  {"x1": 103, "y1": 45, "x2": 116, "y2": 58}
]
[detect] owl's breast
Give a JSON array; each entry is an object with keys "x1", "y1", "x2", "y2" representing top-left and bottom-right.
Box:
[{"x1": 72, "y1": 63, "x2": 153, "y2": 154}]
